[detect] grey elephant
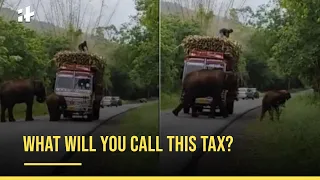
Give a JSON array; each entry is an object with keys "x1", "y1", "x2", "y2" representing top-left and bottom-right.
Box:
[
  {"x1": 260, "y1": 90, "x2": 291, "y2": 121},
  {"x1": 46, "y1": 93, "x2": 67, "y2": 121},
  {"x1": 172, "y1": 69, "x2": 237, "y2": 118},
  {"x1": 0, "y1": 79, "x2": 46, "y2": 122}
]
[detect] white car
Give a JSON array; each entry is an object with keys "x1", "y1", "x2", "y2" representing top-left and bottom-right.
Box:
[
  {"x1": 250, "y1": 88, "x2": 260, "y2": 98},
  {"x1": 246, "y1": 88, "x2": 255, "y2": 100},
  {"x1": 101, "y1": 96, "x2": 112, "y2": 107},
  {"x1": 237, "y1": 87, "x2": 249, "y2": 100}
]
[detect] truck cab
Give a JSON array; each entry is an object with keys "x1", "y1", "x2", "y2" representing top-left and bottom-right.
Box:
[
  {"x1": 54, "y1": 64, "x2": 97, "y2": 119},
  {"x1": 182, "y1": 50, "x2": 236, "y2": 114}
]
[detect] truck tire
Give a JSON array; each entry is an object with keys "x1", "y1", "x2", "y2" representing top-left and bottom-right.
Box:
[
  {"x1": 86, "y1": 113, "x2": 93, "y2": 121},
  {"x1": 227, "y1": 101, "x2": 234, "y2": 114},
  {"x1": 63, "y1": 111, "x2": 72, "y2": 119}
]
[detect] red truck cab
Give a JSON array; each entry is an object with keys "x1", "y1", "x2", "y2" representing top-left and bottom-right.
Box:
[{"x1": 54, "y1": 64, "x2": 97, "y2": 120}]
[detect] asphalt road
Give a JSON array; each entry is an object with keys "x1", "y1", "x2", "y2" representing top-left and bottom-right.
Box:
[
  {"x1": 159, "y1": 98, "x2": 263, "y2": 175},
  {"x1": 189, "y1": 107, "x2": 266, "y2": 175},
  {"x1": 0, "y1": 103, "x2": 140, "y2": 176}
]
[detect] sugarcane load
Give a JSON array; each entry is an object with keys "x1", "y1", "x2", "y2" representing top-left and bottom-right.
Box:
[
  {"x1": 172, "y1": 28, "x2": 242, "y2": 118},
  {"x1": 51, "y1": 50, "x2": 106, "y2": 121}
]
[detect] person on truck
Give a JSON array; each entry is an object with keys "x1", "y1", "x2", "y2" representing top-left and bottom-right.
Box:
[
  {"x1": 78, "y1": 41, "x2": 88, "y2": 52},
  {"x1": 219, "y1": 28, "x2": 233, "y2": 38}
]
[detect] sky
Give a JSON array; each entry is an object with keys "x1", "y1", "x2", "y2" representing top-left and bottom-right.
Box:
[
  {"x1": 5, "y1": 0, "x2": 137, "y2": 29},
  {"x1": 4, "y1": 0, "x2": 270, "y2": 29}
]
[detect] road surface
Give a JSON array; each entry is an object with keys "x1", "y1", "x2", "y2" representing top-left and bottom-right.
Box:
[
  {"x1": 159, "y1": 98, "x2": 263, "y2": 175},
  {"x1": 188, "y1": 107, "x2": 268, "y2": 175},
  {"x1": 0, "y1": 103, "x2": 140, "y2": 176}
]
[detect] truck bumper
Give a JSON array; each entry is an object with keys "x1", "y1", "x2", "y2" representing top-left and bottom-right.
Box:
[
  {"x1": 66, "y1": 106, "x2": 92, "y2": 115},
  {"x1": 195, "y1": 98, "x2": 214, "y2": 109}
]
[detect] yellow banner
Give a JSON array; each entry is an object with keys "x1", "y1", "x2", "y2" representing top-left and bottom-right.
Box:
[{"x1": 1, "y1": 178, "x2": 320, "y2": 180}]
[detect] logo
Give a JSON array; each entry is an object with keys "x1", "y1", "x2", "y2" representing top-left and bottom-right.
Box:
[{"x1": 17, "y1": 6, "x2": 34, "y2": 23}]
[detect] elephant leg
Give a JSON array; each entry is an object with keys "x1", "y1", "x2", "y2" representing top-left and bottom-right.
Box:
[
  {"x1": 209, "y1": 98, "x2": 217, "y2": 119},
  {"x1": 51, "y1": 112, "x2": 59, "y2": 121},
  {"x1": 48, "y1": 107, "x2": 55, "y2": 121},
  {"x1": 173, "y1": 93, "x2": 193, "y2": 116},
  {"x1": 218, "y1": 95, "x2": 228, "y2": 118},
  {"x1": 268, "y1": 108, "x2": 274, "y2": 121},
  {"x1": 275, "y1": 107, "x2": 281, "y2": 121},
  {"x1": 25, "y1": 101, "x2": 34, "y2": 121},
  {"x1": 1, "y1": 105, "x2": 6, "y2": 122},
  {"x1": 173, "y1": 91, "x2": 188, "y2": 116},
  {"x1": 260, "y1": 106, "x2": 268, "y2": 121},
  {"x1": 172, "y1": 103, "x2": 184, "y2": 116},
  {"x1": 56, "y1": 110, "x2": 62, "y2": 121},
  {"x1": 191, "y1": 105, "x2": 198, "y2": 117},
  {"x1": 8, "y1": 105, "x2": 15, "y2": 122},
  {"x1": 190, "y1": 98, "x2": 198, "y2": 117}
]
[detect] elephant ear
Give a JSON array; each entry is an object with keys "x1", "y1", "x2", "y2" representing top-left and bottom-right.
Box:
[{"x1": 33, "y1": 80, "x2": 45, "y2": 92}]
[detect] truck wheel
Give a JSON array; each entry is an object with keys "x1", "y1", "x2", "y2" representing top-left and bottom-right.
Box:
[
  {"x1": 86, "y1": 114, "x2": 93, "y2": 121},
  {"x1": 227, "y1": 101, "x2": 234, "y2": 114},
  {"x1": 63, "y1": 112, "x2": 72, "y2": 119}
]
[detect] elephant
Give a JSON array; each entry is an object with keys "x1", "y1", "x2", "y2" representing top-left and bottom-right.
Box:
[
  {"x1": 172, "y1": 69, "x2": 238, "y2": 118},
  {"x1": 260, "y1": 90, "x2": 291, "y2": 121},
  {"x1": 46, "y1": 93, "x2": 67, "y2": 121},
  {"x1": 0, "y1": 79, "x2": 46, "y2": 122}
]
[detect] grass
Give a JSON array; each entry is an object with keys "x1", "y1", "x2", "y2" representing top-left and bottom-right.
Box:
[
  {"x1": 11, "y1": 101, "x2": 48, "y2": 119},
  {"x1": 243, "y1": 92, "x2": 320, "y2": 174},
  {"x1": 100, "y1": 101, "x2": 159, "y2": 175},
  {"x1": 161, "y1": 93, "x2": 180, "y2": 110}
]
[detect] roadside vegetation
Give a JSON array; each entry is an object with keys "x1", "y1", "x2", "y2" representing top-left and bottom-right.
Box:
[{"x1": 0, "y1": 0, "x2": 158, "y2": 116}]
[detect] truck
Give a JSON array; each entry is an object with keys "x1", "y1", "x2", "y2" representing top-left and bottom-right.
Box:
[
  {"x1": 181, "y1": 49, "x2": 239, "y2": 115},
  {"x1": 52, "y1": 51, "x2": 106, "y2": 121}
]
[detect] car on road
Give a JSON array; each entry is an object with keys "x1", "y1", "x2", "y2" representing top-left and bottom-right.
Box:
[
  {"x1": 101, "y1": 96, "x2": 111, "y2": 107},
  {"x1": 246, "y1": 88, "x2": 255, "y2": 100},
  {"x1": 250, "y1": 88, "x2": 259, "y2": 98},
  {"x1": 139, "y1": 98, "x2": 147, "y2": 103},
  {"x1": 113, "y1": 96, "x2": 122, "y2": 106},
  {"x1": 237, "y1": 87, "x2": 249, "y2": 100},
  {"x1": 110, "y1": 97, "x2": 118, "y2": 107},
  {"x1": 101, "y1": 96, "x2": 118, "y2": 107}
]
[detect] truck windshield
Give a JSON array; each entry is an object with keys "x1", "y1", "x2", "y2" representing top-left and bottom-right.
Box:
[
  {"x1": 55, "y1": 73, "x2": 92, "y2": 92},
  {"x1": 56, "y1": 75, "x2": 73, "y2": 89},
  {"x1": 185, "y1": 63, "x2": 203, "y2": 75},
  {"x1": 75, "y1": 76, "x2": 92, "y2": 90}
]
